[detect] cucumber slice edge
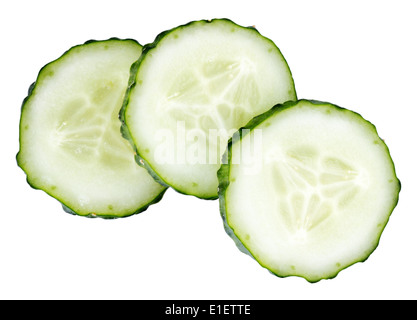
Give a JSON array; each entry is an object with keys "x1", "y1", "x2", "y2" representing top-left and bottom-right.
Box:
[
  {"x1": 17, "y1": 38, "x2": 168, "y2": 219},
  {"x1": 218, "y1": 99, "x2": 401, "y2": 282},
  {"x1": 120, "y1": 18, "x2": 297, "y2": 200}
]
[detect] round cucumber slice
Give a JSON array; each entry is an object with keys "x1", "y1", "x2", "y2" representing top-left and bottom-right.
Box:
[
  {"x1": 17, "y1": 39, "x2": 167, "y2": 218},
  {"x1": 121, "y1": 19, "x2": 296, "y2": 199},
  {"x1": 218, "y1": 99, "x2": 400, "y2": 282}
]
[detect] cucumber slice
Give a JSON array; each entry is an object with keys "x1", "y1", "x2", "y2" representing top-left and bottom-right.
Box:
[
  {"x1": 121, "y1": 19, "x2": 296, "y2": 199},
  {"x1": 17, "y1": 39, "x2": 167, "y2": 218},
  {"x1": 218, "y1": 99, "x2": 400, "y2": 282}
]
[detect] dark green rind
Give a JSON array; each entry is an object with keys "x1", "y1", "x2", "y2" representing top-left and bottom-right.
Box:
[
  {"x1": 17, "y1": 38, "x2": 168, "y2": 219},
  {"x1": 120, "y1": 18, "x2": 297, "y2": 200},
  {"x1": 119, "y1": 56, "x2": 172, "y2": 192},
  {"x1": 217, "y1": 99, "x2": 401, "y2": 283},
  {"x1": 61, "y1": 187, "x2": 168, "y2": 219}
]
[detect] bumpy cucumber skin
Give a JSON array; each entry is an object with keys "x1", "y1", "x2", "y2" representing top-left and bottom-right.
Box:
[
  {"x1": 120, "y1": 18, "x2": 297, "y2": 200},
  {"x1": 17, "y1": 38, "x2": 168, "y2": 219},
  {"x1": 60, "y1": 189, "x2": 167, "y2": 219},
  {"x1": 217, "y1": 99, "x2": 401, "y2": 282}
]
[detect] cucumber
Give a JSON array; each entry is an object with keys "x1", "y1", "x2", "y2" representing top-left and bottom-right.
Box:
[
  {"x1": 17, "y1": 39, "x2": 167, "y2": 218},
  {"x1": 218, "y1": 99, "x2": 400, "y2": 282},
  {"x1": 121, "y1": 19, "x2": 296, "y2": 199}
]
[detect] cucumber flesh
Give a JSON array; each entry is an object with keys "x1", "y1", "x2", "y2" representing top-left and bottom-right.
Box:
[
  {"x1": 218, "y1": 99, "x2": 400, "y2": 282},
  {"x1": 17, "y1": 39, "x2": 167, "y2": 218},
  {"x1": 122, "y1": 19, "x2": 296, "y2": 199}
]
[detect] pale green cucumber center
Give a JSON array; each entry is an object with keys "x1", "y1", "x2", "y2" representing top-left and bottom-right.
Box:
[
  {"x1": 54, "y1": 79, "x2": 134, "y2": 168},
  {"x1": 163, "y1": 57, "x2": 260, "y2": 159},
  {"x1": 269, "y1": 146, "x2": 364, "y2": 239}
]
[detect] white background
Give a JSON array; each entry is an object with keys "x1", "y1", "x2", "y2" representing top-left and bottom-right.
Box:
[{"x1": 1, "y1": 0, "x2": 416, "y2": 300}]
